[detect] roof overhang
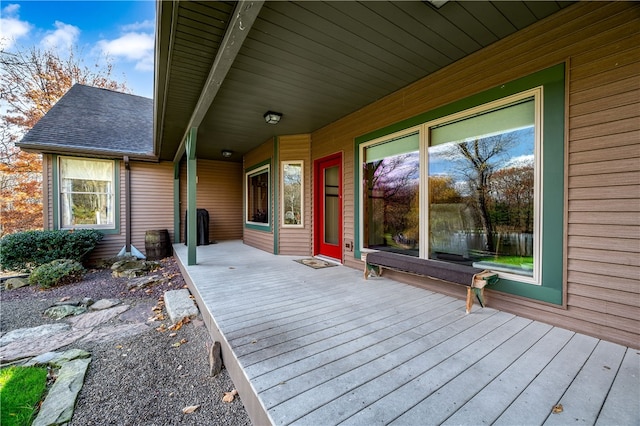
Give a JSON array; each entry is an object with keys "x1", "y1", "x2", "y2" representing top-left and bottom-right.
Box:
[{"x1": 155, "y1": 0, "x2": 575, "y2": 162}]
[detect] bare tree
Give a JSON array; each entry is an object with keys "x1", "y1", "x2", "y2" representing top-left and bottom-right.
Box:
[{"x1": 439, "y1": 134, "x2": 518, "y2": 253}]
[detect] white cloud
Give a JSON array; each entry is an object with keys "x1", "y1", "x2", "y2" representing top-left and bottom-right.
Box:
[
  {"x1": 40, "y1": 21, "x2": 80, "y2": 51},
  {"x1": 503, "y1": 154, "x2": 534, "y2": 169},
  {"x1": 121, "y1": 20, "x2": 155, "y2": 32},
  {"x1": 97, "y1": 32, "x2": 154, "y2": 71},
  {"x1": 0, "y1": 4, "x2": 32, "y2": 50}
]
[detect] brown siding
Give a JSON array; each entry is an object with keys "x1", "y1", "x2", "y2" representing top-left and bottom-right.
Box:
[
  {"x1": 311, "y1": 2, "x2": 640, "y2": 348},
  {"x1": 179, "y1": 159, "x2": 243, "y2": 243},
  {"x1": 278, "y1": 134, "x2": 312, "y2": 256},
  {"x1": 129, "y1": 161, "x2": 174, "y2": 255},
  {"x1": 243, "y1": 139, "x2": 275, "y2": 253}
]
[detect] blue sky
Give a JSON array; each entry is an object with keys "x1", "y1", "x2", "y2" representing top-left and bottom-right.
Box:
[{"x1": 1, "y1": 1, "x2": 155, "y2": 98}]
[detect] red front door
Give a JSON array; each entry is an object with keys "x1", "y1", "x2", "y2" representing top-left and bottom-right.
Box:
[{"x1": 314, "y1": 153, "x2": 342, "y2": 260}]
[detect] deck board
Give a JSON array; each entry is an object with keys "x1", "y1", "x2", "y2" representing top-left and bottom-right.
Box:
[{"x1": 173, "y1": 241, "x2": 639, "y2": 426}]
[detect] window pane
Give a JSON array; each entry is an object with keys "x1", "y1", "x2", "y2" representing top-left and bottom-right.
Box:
[
  {"x1": 428, "y1": 98, "x2": 535, "y2": 276},
  {"x1": 247, "y1": 168, "x2": 269, "y2": 223},
  {"x1": 283, "y1": 163, "x2": 303, "y2": 226},
  {"x1": 363, "y1": 133, "x2": 420, "y2": 256},
  {"x1": 60, "y1": 158, "x2": 114, "y2": 228},
  {"x1": 324, "y1": 165, "x2": 339, "y2": 244}
]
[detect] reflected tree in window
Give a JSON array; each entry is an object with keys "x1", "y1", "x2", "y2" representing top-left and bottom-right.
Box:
[
  {"x1": 283, "y1": 162, "x2": 302, "y2": 225},
  {"x1": 438, "y1": 133, "x2": 519, "y2": 253},
  {"x1": 430, "y1": 128, "x2": 535, "y2": 274},
  {"x1": 364, "y1": 152, "x2": 419, "y2": 254}
]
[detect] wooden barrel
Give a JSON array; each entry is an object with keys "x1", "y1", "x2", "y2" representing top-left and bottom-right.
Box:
[{"x1": 145, "y1": 229, "x2": 172, "y2": 260}]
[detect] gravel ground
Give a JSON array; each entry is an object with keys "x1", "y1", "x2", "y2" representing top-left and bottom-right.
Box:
[{"x1": 0, "y1": 257, "x2": 252, "y2": 426}]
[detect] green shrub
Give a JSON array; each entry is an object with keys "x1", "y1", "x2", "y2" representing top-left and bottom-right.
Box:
[
  {"x1": 28, "y1": 259, "x2": 85, "y2": 289},
  {"x1": 0, "y1": 229, "x2": 103, "y2": 272}
]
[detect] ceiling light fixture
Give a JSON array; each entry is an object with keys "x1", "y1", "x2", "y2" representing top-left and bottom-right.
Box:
[
  {"x1": 221, "y1": 150, "x2": 233, "y2": 158},
  {"x1": 263, "y1": 111, "x2": 282, "y2": 125}
]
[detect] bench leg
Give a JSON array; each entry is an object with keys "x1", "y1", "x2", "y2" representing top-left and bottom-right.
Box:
[
  {"x1": 466, "y1": 287, "x2": 473, "y2": 314},
  {"x1": 477, "y1": 287, "x2": 486, "y2": 308},
  {"x1": 364, "y1": 264, "x2": 383, "y2": 280}
]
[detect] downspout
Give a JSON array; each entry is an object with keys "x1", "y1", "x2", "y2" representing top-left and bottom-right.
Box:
[
  {"x1": 118, "y1": 156, "x2": 145, "y2": 258},
  {"x1": 125, "y1": 155, "x2": 131, "y2": 253}
]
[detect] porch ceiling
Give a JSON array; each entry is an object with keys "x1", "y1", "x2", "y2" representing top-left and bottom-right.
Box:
[{"x1": 155, "y1": 0, "x2": 574, "y2": 162}]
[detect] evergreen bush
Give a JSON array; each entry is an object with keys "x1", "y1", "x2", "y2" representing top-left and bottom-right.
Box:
[
  {"x1": 28, "y1": 259, "x2": 85, "y2": 289},
  {"x1": 0, "y1": 229, "x2": 103, "y2": 272}
]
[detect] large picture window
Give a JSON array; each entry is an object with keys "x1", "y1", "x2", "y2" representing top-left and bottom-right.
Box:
[
  {"x1": 246, "y1": 164, "x2": 270, "y2": 225},
  {"x1": 360, "y1": 89, "x2": 543, "y2": 285},
  {"x1": 59, "y1": 157, "x2": 115, "y2": 229},
  {"x1": 357, "y1": 64, "x2": 565, "y2": 302}
]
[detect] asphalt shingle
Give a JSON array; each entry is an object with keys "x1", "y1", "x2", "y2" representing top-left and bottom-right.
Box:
[{"x1": 18, "y1": 84, "x2": 153, "y2": 158}]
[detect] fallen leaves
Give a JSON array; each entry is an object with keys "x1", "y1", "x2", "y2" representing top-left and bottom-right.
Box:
[
  {"x1": 552, "y1": 403, "x2": 564, "y2": 414},
  {"x1": 172, "y1": 338, "x2": 188, "y2": 348},
  {"x1": 223, "y1": 389, "x2": 238, "y2": 403},
  {"x1": 182, "y1": 405, "x2": 200, "y2": 414},
  {"x1": 169, "y1": 317, "x2": 191, "y2": 331}
]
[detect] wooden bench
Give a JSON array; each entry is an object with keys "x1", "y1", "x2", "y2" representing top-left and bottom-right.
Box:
[{"x1": 363, "y1": 251, "x2": 498, "y2": 314}]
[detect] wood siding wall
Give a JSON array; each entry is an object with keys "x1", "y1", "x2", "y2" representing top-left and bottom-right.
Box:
[
  {"x1": 278, "y1": 134, "x2": 312, "y2": 256},
  {"x1": 179, "y1": 159, "x2": 243, "y2": 243},
  {"x1": 42, "y1": 157, "x2": 175, "y2": 263},
  {"x1": 129, "y1": 161, "x2": 174, "y2": 254},
  {"x1": 310, "y1": 2, "x2": 640, "y2": 348},
  {"x1": 243, "y1": 138, "x2": 275, "y2": 253}
]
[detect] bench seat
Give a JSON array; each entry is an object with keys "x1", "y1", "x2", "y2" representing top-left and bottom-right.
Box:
[{"x1": 364, "y1": 251, "x2": 498, "y2": 313}]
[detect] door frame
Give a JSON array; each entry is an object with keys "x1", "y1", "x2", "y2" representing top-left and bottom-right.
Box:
[{"x1": 313, "y1": 152, "x2": 342, "y2": 261}]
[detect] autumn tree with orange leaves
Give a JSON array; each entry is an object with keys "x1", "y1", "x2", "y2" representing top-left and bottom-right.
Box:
[{"x1": 0, "y1": 46, "x2": 129, "y2": 236}]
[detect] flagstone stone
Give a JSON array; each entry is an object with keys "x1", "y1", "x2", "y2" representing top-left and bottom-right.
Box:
[
  {"x1": 32, "y1": 358, "x2": 91, "y2": 426},
  {"x1": 79, "y1": 323, "x2": 150, "y2": 343},
  {"x1": 119, "y1": 301, "x2": 157, "y2": 323},
  {"x1": 0, "y1": 323, "x2": 70, "y2": 347},
  {"x1": 0, "y1": 328, "x2": 91, "y2": 363},
  {"x1": 89, "y1": 298, "x2": 121, "y2": 310},
  {"x1": 67, "y1": 304, "x2": 129, "y2": 329},
  {"x1": 25, "y1": 348, "x2": 91, "y2": 367}
]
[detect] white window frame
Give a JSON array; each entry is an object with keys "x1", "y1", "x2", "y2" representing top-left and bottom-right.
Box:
[{"x1": 58, "y1": 156, "x2": 116, "y2": 230}]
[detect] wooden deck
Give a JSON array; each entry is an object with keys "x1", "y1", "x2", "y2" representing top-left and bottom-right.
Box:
[{"x1": 173, "y1": 241, "x2": 639, "y2": 426}]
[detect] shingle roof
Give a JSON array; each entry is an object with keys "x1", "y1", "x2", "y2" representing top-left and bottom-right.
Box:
[{"x1": 17, "y1": 84, "x2": 154, "y2": 159}]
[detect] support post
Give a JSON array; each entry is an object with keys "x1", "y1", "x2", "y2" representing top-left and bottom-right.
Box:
[
  {"x1": 173, "y1": 160, "x2": 181, "y2": 244},
  {"x1": 186, "y1": 127, "x2": 197, "y2": 266}
]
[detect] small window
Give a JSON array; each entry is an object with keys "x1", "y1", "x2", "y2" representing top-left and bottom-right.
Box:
[
  {"x1": 59, "y1": 157, "x2": 115, "y2": 229},
  {"x1": 281, "y1": 161, "x2": 303, "y2": 227},
  {"x1": 246, "y1": 164, "x2": 270, "y2": 225}
]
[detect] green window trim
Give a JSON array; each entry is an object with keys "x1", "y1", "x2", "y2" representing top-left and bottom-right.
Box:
[
  {"x1": 354, "y1": 63, "x2": 565, "y2": 305},
  {"x1": 244, "y1": 159, "x2": 272, "y2": 232},
  {"x1": 52, "y1": 155, "x2": 121, "y2": 235}
]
